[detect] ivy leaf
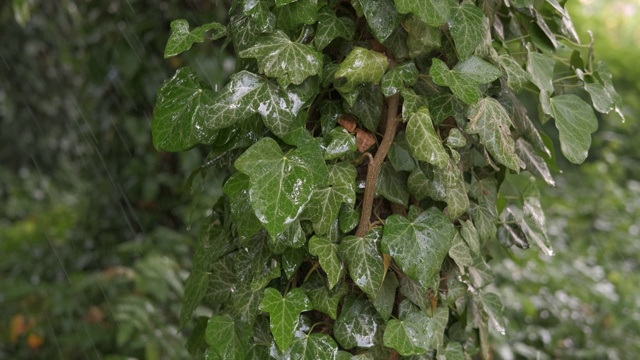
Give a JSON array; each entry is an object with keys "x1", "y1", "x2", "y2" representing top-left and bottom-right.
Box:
[
  {"x1": 315, "y1": 7, "x2": 355, "y2": 50},
  {"x1": 521, "y1": 182, "x2": 554, "y2": 256},
  {"x1": 345, "y1": 84, "x2": 384, "y2": 131},
  {"x1": 381, "y1": 62, "x2": 419, "y2": 97},
  {"x1": 449, "y1": 3, "x2": 486, "y2": 60},
  {"x1": 442, "y1": 342, "x2": 465, "y2": 360},
  {"x1": 376, "y1": 162, "x2": 410, "y2": 207},
  {"x1": 388, "y1": 131, "x2": 417, "y2": 172},
  {"x1": 430, "y1": 57, "x2": 501, "y2": 105},
  {"x1": 515, "y1": 138, "x2": 555, "y2": 186},
  {"x1": 269, "y1": 220, "x2": 306, "y2": 253},
  {"x1": 231, "y1": 283, "x2": 265, "y2": 326},
  {"x1": 395, "y1": 0, "x2": 450, "y2": 27},
  {"x1": 467, "y1": 97, "x2": 524, "y2": 171},
  {"x1": 339, "y1": 230, "x2": 385, "y2": 298},
  {"x1": 406, "y1": 107, "x2": 448, "y2": 168},
  {"x1": 449, "y1": 233, "x2": 473, "y2": 273},
  {"x1": 460, "y1": 219, "x2": 481, "y2": 255},
  {"x1": 584, "y1": 82, "x2": 614, "y2": 114},
  {"x1": 309, "y1": 236, "x2": 345, "y2": 289},
  {"x1": 260, "y1": 288, "x2": 313, "y2": 352},
  {"x1": 303, "y1": 273, "x2": 349, "y2": 319},
  {"x1": 428, "y1": 93, "x2": 463, "y2": 125},
  {"x1": 209, "y1": 256, "x2": 238, "y2": 304},
  {"x1": 223, "y1": 173, "x2": 263, "y2": 240},
  {"x1": 447, "y1": 128, "x2": 467, "y2": 148},
  {"x1": 235, "y1": 138, "x2": 328, "y2": 237},
  {"x1": 274, "y1": 0, "x2": 319, "y2": 31},
  {"x1": 373, "y1": 272, "x2": 399, "y2": 321},
  {"x1": 383, "y1": 305, "x2": 448, "y2": 355},
  {"x1": 360, "y1": 0, "x2": 400, "y2": 42},
  {"x1": 152, "y1": 67, "x2": 217, "y2": 151},
  {"x1": 335, "y1": 47, "x2": 389, "y2": 93},
  {"x1": 468, "y1": 255, "x2": 494, "y2": 288},
  {"x1": 289, "y1": 333, "x2": 340, "y2": 359},
  {"x1": 549, "y1": 94, "x2": 598, "y2": 164},
  {"x1": 480, "y1": 292, "x2": 506, "y2": 335},
  {"x1": 527, "y1": 51, "x2": 555, "y2": 93},
  {"x1": 323, "y1": 128, "x2": 357, "y2": 160},
  {"x1": 334, "y1": 294, "x2": 382, "y2": 349},
  {"x1": 382, "y1": 208, "x2": 456, "y2": 290},
  {"x1": 500, "y1": 90, "x2": 550, "y2": 156},
  {"x1": 205, "y1": 314, "x2": 250, "y2": 360},
  {"x1": 399, "y1": 275, "x2": 430, "y2": 311},
  {"x1": 495, "y1": 53, "x2": 530, "y2": 92},
  {"x1": 420, "y1": 160, "x2": 470, "y2": 219},
  {"x1": 400, "y1": 88, "x2": 429, "y2": 122},
  {"x1": 304, "y1": 162, "x2": 357, "y2": 235},
  {"x1": 404, "y1": 15, "x2": 441, "y2": 58},
  {"x1": 239, "y1": 30, "x2": 322, "y2": 87},
  {"x1": 165, "y1": 19, "x2": 226, "y2": 58}
]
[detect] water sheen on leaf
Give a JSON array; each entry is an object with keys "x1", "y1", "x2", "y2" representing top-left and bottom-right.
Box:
[
  {"x1": 165, "y1": 19, "x2": 226, "y2": 58},
  {"x1": 406, "y1": 107, "x2": 448, "y2": 168},
  {"x1": 339, "y1": 229, "x2": 385, "y2": 298},
  {"x1": 395, "y1": 0, "x2": 450, "y2": 27},
  {"x1": 334, "y1": 294, "x2": 382, "y2": 349},
  {"x1": 430, "y1": 57, "x2": 501, "y2": 105},
  {"x1": 315, "y1": 7, "x2": 355, "y2": 51},
  {"x1": 359, "y1": 0, "x2": 400, "y2": 42},
  {"x1": 335, "y1": 47, "x2": 389, "y2": 94},
  {"x1": 259, "y1": 287, "x2": 313, "y2": 352}
]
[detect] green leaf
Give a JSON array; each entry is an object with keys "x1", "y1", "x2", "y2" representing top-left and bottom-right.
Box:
[
  {"x1": 480, "y1": 292, "x2": 506, "y2": 335},
  {"x1": 407, "y1": 167, "x2": 430, "y2": 201},
  {"x1": 500, "y1": 90, "x2": 550, "y2": 156},
  {"x1": 449, "y1": 3, "x2": 486, "y2": 60},
  {"x1": 442, "y1": 342, "x2": 465, "y2": 360},
  {"x1": 289, "y1": 333, "x2": 340, "y2": 359},
  {"x1": 584, "y1": 82, "x2": 614, "y2": 114},
  {"x1": 466, "y1": 97, "x2": 524, "y2": 171},
  {"x1": 334, "y1": 294, "x2": 382, "y2": 349},
  {"x1": 360, "y1": 0, "x2": 400, "y2": 42},
  {"x1": 383, "y1": 311, "x2": 430, "y2": 355},
  {"x1": 388, "y1": 131, "x2": 417, "y2": 172},
  {"x1": 315, "y1": 7, "x2": 355, "y2": 50},
  {"x1": 449, "y1": 233, "x2": 473, "y2": 272},
  {"x1": 304, "y1": 162, "x2": 357, "y2": 235},
  {"x1": 323, "y1": 128, "x2": 357, "y2": 160},
  {"x1": 381, "y1": 62, "x2": 418, "y2": 97},
  {"x1": 399, "y1": 275, "x2": 430, "y2": 311},
  {"x1": 549, "y1": 94, "x2": 598, "y2": 164},
  {"x1": 382, "y1": 208, "x2": 456, "y2": 290},
  {"x1": 420, "y1": 160, "x2": 469, "y2": 219},
  {"x1": 403, "y1": 15, "x2": 441, "y2": 58},
  {"x1": 269, "y1": 219, "x2": 306, "y2": 252},
  {"x1": 209, "y1": 256, "x2": 238, "y2": 304},
  {"x1": 495, "y1": 53, "x2": 530, "y2": 92},
  {"x1": 406, "y1": 107, "x2": 448, "y2": 168},
  {"x1": 205, "y1": 314, "x2": 250, "y2": 360},
  {"x1": 235, "y1": 138, "x2": 328, "y2": 237},
  {"x1": 470, "y1": 203, "x2": 497, "y2": 243},
  {"x1": 239, "y1": 30, "x2": 322, "y2": 87},
  {"x1": 231, "y1": 283, "x2": 265, "y2": 326},
  {"x1": 152, "y1": 67, "x2": 217, "y2": 151},
  {"x1": 345, "y1": 85, "x2": 384, "y2": 131},
  {"x1": 460, "y1": 219, "x2": 481, "y2": 255},
  {"x1": 430, "y1": 57, "x2": 501, "y2": 105},
  {"x1": 373, "y1": 272, "x2": 399, "y2": 321},
  {"x1": 521, "y1": 182, "x2": 554, "y2": 256},
  {"x1": 339, "y1": 229, "x2": 385, "y2": 298},
  {"x1": 428, "y1": 93, "x2": 463, "y2": 125},
  {"x1": 282, "y1": 246, "x2": 306, "y2": 279},
  {"x1": 303, "y1": 273, "x2": 349, "y2": 319},
  {"x1": 515, "y1": 138, "x2": 555, "y2": 186},
  {"x1": 165, "y1": 19, "x2": 226, "y2": 58},
  {"x1": 526, "y1": 51, "x2": 555, "y2": 93},
  {"x1": 339, "y1": 204, "x2": 360, "y2": 234},
  {"x1": 446, "y1": 128, "x2": 467, "y2": 148},
  {"x1": 309, "y1": 236, "x2": 345, "y2": 289},
  {"x1": 274, "y1": 0, "x2": 319, "y2": 31},
  {"x1": 401, "y1": 88, "x2": 429, "y2": 122},
  {"x1": 395, "y1": 0, "x2": 450, "y2": 27},
  {"x1": 335, "y1": 47, "x2": 389, "y2": 93},
  {"x1": 260, "y1": 288, "x2": 313, "y2": 352},
  {"x1": 376, "y1": 162, "x2": 410, "y2": 207},
  {"x1": 223, "y1": 173, "x2": 263, "y2": 240}
]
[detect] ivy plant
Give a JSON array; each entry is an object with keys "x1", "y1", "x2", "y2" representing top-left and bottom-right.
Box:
[{"x1": 152, "y1": 0, "x2": 621, "y2": 358}]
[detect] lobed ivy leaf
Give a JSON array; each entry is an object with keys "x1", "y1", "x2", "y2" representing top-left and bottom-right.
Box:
[
  {"x1": 495, "y1": 53, "x2": 530, "y2": 92},
  {"x1": 383, "y1": 305, "x2": 448, "y2": 355},
  {"x1": 309, "y1": 236, "x2": 345, "y2": 289},
  {"x1": 165, "y1": 19, "x2": 226, "y2": 58},
  {"x1": 260, "y1": 287, "x2": 313, "y2": 352},
  {"x1": 288, "y1": 333, "x2": 340, "y2": 359},
  {"x1": 208, "y1": 256, "x2": 237, "y2": 304},
  {"x1": 420, "y1": 160, "x2": 469, "y2": 219},
  {"x1": 239, "y1": 30, "x2": 322, "y2": 87},
  {"x1": 323, "y1": 128, "x2": 357, "y2": 160},
  {"x1": 152, "y1": 67, "x2": 217, "y2": 151},
  {"x1": 406, "y1": 107, "x2": 449, "y2": 168},
  {"x1": 303, "y1": 273, "x2": 349, "y2": 319},
  {"x1": 466, "y1": 97, "x2": 524, "y2": 171},
  {"x1": 360, "y1": 0, "x2": 400, "y2": 43},
  {"x1": 235, "y1": 138, "x2": 328, "y2": 237},
  {"x1": 460, "y1": 219, "x2": 481, "y2": 255},
  {"x1": 549, "y1": 94, "x2": 598, "y2": 164},
  {"x1": 449, "y1": 233, "x2": 473, "y2": 273},
  {"x1": 339, "y1": 229, "x2": 385, "y2": 298},
  {"x1": 403, "y1": 15, "x2": 441, "y2": 58},
  {"x1": 205, "y1": 314, "x2": 250, "y2": 360},
  {"x1": 382, "y1": 208, "x2": 456, "y2": 290},
  {"x1": 449, "y1": 3, "x2": 486, "y2": 60},
  {"x1": 334, "y1": 294, "x2": 382, "y2": 349},
  {"x1": 428, "y1": 93, "x2": 463, "y2": 125},
  {"x1": 274, "y1": 0, "x2": 318, "y2": 31},
  {"x1": 381, "y1": 61, "x2": 419, "y2": 97},
  {"x1": 430, "y1": 57, "x2": 502, "y2": 105},
  {"x1": 398, "y1": 275, "x2": 430, "y2": 311},
  {"x1": 395, "y1": 0, "x2": 450, "y2": 27},
  {"x1": 447, "y1": 128, "x2": 467, "y2": 148},
  {"x1": 527, "y1": 51, "x2": 555, "y2": 93},
  {"x1": 231, "y1": 283, "x2": 265, "y2": 326},
  {"x1": 442, "y1": 342, "x2": 465, "y2": 360},
  {"x1": 400, "y1": 88, "x2": 429, "y2": 121},
  {"x1": 468, "y1": 255, "x2": 494, "y2": 288},
  {"x1": 335, "y1": 47, "x2": 389, "y2": 94},
  {"x1": 269, "y1": 219, "x2": 306, "y2": 253},
  {"x1": 315, "y1": 7, "x2": 355, "y2": 50}
]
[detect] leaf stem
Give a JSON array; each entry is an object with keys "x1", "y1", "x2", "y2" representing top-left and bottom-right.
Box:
[{"x1": 355, "y1": 92, "x2": 400, "y2": 237}]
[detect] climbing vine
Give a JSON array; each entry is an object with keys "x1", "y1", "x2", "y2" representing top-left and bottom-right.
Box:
[{"x1": 152, "y1": 0, "x2": 622, "y2": 358}]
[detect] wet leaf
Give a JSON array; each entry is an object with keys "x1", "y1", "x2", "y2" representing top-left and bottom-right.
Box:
[
  {"x1": 449, "y1": 233, "x2": 473, "y2": 273},
  {"x1": 323, "y1": 128, "x2": 357, "y2": 160},
  {"x1": 165, "y1": 19, "x2": 226, "y2": 58},
  {"x1": 274, "y1": 0, "x2": 319, "y2": 31},
  {"x1": 315, "y1": 7, "x2": 355, "y2": 50},
  {"x1": 449, "y1": 3, "x2": 486, "y2": 60},
  {"x1": 479, "y1": 292, "x2": 506, "y2": 335},
  {"x1": 239, "y1": 30, "x2": 322, "y2": 87},
  {"x1": 466, "y1": 97, "x2": 524, "y2": 171},
  {"x1": 303, "y1": 273, "x2": 349, "y2": 319},
  {"x1": 584, "y1": 82, "x2": 614, "y2": 114},
  {"x1": 223, "y1": 173, "x2": 263, "y2": 240},
  {"x1": 521, "y1": 182, "x2": 554, "y2": 255},
  {"x1": 360, "y1": 0, "x2": 400, "y2": 42},
  {"x1": 376, "y1": 162, "x2": 410, "y2": 207},
  {"x1": 334, "y1": 294, "x2": 382, "y2": 349},
  {"x1": 345, "y1": 84, "x2": 384, "y2": 132},
  {"x1": 382, "y1": 208, "x2": 456, "y2": 290},
  {"x1": 339, "y1": 204, "x2": 360, "y2": 234},
  {"x1": 399, "y1": 275, "x2": 430, "y2": 311},
  {"x1": 340, "y1": 230, "x2": 385, "y2": 298},
  {"x1": 235, "y1": 138, "x2": 328, "y2": 237},
  {"x1": 373, "y1": 272, "x2": 398, "y2": 321},
  {"x1": 381, "y1": 61, "x2": 419, "y2": 97},
  {"x1": 152, "y1": 67, "x2": 217, "y2": 151},
  {"x1": 406, "y1": 107, "x2": 449, "y2": 168},
  {"x1": 309, "y1": 236, "x2": 345, "y2": 289},
  {"x1": 446, "y1": 128, "x2": 467, "y2": 148},
  {"x1": 401, "y1": 88, "x2": 429, "y2": 121},
  {"x1": 430, "y1": 57, "x2": 501, "y2": 105},
  {"x1": 549, "y1": 94, "x2": 598, "y2": 164},
  {"x1": 335, "y1": 47, "x2": 389, "y2": 93},
  {"x1": 205, "y1": 314, "x2": 250, "y2": 360},
  {"x1": 260, "y1": 287, "x2": 313, "y2": 352},
  {"x1": 428, "y1": 93, "x2": 463, "y2": 125},
  {"x1": 388, "y1": 131, "x2": 417, "y2": 172},
  {"x1": 289, "y1": 333, "x2": 340, "y2": 359},
  {"x1": 404, "y1": 15, "x2": 441, "y2": 58},
  {"x1": 383, "y1": 305, "x2": 448, "y2": 355},
  {"x1": 460, "y1": 219, "x2": 481, "y2": 255},
  {"x1": 395, "y1": 0, "x2": 450, "y2": 27}
]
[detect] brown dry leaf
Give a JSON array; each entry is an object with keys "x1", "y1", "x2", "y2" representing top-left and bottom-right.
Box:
[
  {"x1": 338, "y1": 114, "x2": 357, "y2": 133},
  {"x1": 355, "y1": 128, "x2": 376, "y2": 153}
]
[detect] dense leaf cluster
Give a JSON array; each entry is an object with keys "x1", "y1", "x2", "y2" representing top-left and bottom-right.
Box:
[{"x1": 153, "y1": 0, "x2": 620, "y2": 358}]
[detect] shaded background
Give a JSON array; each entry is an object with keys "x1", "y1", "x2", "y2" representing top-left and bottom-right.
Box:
[{"x1": 0, "y1": 0, "x2": 638, "y2": 359}]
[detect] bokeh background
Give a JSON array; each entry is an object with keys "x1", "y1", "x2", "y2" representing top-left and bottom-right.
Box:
[{"x1": 1, "y1": 0, "x2": 638, "y2": 359}]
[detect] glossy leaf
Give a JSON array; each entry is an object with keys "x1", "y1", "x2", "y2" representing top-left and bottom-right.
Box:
[
  {"x1": 376, "y1": 162, "x2": 410, "y2": 207},
  {"x1": 382, "y1": 208, "x2": 456, "y2": 290},
  {"x1": 239, "y1": 30, "x2": 322, "y2": 87},
  {"x1": 383, "y1": 305, "x2": 448, "y2": 355},
  {"x1": 335, "y1": 47, "x2": 389, "y2": 93},
  {"x1": 449, "y1": 233, "x2": 473, "y2": 272},
  {"x1": 309, "y1": 236, "x2": 345, "y2": 289},
  {"x1": 289, "y1": 333, "x2": 340, "y2": 359},
  {"x1": 388, "y1": 132, "x2": 417, "y2": 172},
  {"x1": 360, "y1": 0, "x2": 400, "y2": 42},
  {"x1": 549, "y1": 94, "x2": 598, "y2": 164},
  {"x1": 303, "y1": 273, "x2": 349, "y2": 319},
  {"x1": 223, "y1": 172, "x2": 263, "y2": 240},
  {"x1": 521, "y1": 182, "x2": 554, "y2": 256},
  {"x1": 274, "y1": 0, "x2": 318, "y2": 31},
  {"x1": 449, "y1": 3, "x2": 486, "y2": 60},
  {"x1": 381, "y1": 61, "x2": 418, "y2": 97},
  {"x1": 260, "y1": 287, "x2": 313, "y2": 352},
  {"x1": 334, "y1": 294, "x2": 382, "y2": 349},
  {"x1": 495, "y1": 52, "x2": 530, "y2": 92},
  {"x1": 480, "y1": 292, "x2": 506, "y2": 335},
  {"x1": 152, "y1": 67, "x2": 217, "y2": 151},
  {"x1": 205, "y1": 314, "x2": 250, "y2": 360},
  {"x1": 395, "y1": 0, "x2": 450, "y2": 27},
  {"x1": 339, "y1": 230, "x2": 385, "y2": 298},
  {"x1": 165, "y1": 19, "x2": 226, "y2": 58},
  {"x1": 235, "y1": 138, "x2": 328, "y2": 237},
  {"x1": 372, "y1": 272, "x2": 398, "y2": 321},
  {"x1": 467, "y1": 97, "x2": 524, "y2": 171},
  {"x1": 585, "y1": 82, "x2": 614, "y2": 114},
  {"x1": 345, "y1": 84, "x2": 384, "y2": 132},
  {"x1": 406, "y1": 107, "x2": 448, "y2": 168},
  {"x1": 404, "y1": 15, "x2": 441, "y2": 58},
  {"x1": 430, "y1": 57, "x2": 501, "y2": 105},
  {"x1": 315, "y1": 7, "x2": 355, "y2": 51}
]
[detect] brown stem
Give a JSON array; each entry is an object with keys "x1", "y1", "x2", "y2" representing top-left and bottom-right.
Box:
[{"x1": 355, "y1": 92, "x2": 400, "y2": 237}]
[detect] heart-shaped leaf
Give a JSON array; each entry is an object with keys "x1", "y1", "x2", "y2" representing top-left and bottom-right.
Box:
[{"x1": 260, "y1": 287, "x2": 313, "y2": 352}]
